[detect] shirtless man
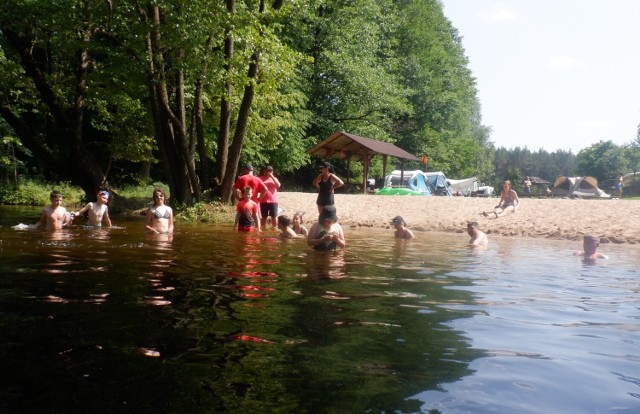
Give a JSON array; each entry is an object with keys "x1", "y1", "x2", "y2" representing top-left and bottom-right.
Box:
[
  {"x1": 467, "y1": 221, "x2": 488, "y2": 246},
  {"x1": 34, "y1": 191, "x2": 72, "y2": 230},
  {"x1": 574, "y1": 235, "x2": 608, "y2": 260},
  {"x1": 72, "y1": 190, "x2": 112, "y2": 227}
]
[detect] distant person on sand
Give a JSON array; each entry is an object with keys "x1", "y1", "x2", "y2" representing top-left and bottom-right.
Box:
[
  {"x1": 145, "y1": 188, "x2": 174, "y2": 234},
  {"x1": 72, "y1": 190, "x2": 112, "y2": 227},
  {"x1": 234, "y1": 186, "x2": 261, "y2": 233},
  {"x1": 523, "y1": 176, "x2": 532, "y2": 194},
  {"x1": 259, "y1": 165, "x2": 281, "y2": 230},
  {"x1": 614, "y1": 172, "x2": 624, "y2": 198},
  {"x1": 292, "y1": 212, "x2": 308, "y2": 236},
  {"x1": 312, "y1": 161, "x2": 344, "y2": 214},
  {"x1": 307, "y1": 205, "x2": 345, "y2": 250},
  {"x1": 277, "y1": 215, "x2": 298, "y2": 239},
  {"x1": 467, "y1": 221, "x2": 488, "y2": 246},
  {"x1": 33, "y1": 190, "x2": 73, "y2": 230},
  {"x1": 574, "y1": 234, "x2": 608, "y2": 260},
  {"x1": 483, "y1": 180, "x2": 519, "y2": 219},
  {"x1": 390, "y1": 216, "x2": 415, "y2": 239}
]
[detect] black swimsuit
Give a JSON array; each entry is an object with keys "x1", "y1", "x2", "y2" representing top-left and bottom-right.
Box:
[{"x1": 316, "y1": 177, "x2": 335, "y2": 206}]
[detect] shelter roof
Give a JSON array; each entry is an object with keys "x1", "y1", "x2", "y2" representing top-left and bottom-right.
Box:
[
  {"x1": 529, "y1": 176, "x2": 551, "y2": 185},
  {"x1": 307, "y1": 131, "x2": 419, "y2": 162}
]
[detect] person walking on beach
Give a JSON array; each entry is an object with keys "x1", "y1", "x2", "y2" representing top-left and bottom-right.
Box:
[
  {"x1": 145, "y1": 188, "x2": 174, "y2": 234},
  {"x1": 72, "y1": 190, "x2": 112, "y2": 227},
  {"x1": 391, "y1": 216, "x2": 415, "y2": 239},
  {"x1": 483, "y1": 180, "x2": 519, "y2": 219},
  {"x1": 614, "y1": 172, "x2": 624, "y2": 198},
  {"x1": 467, "y1": 221, "x2": 488, "y2": 246},
  {"x1": 307, "y1": 205, "x2": 345, "y2": 250},
  {"x1": 259, "y1": 166, "x2": 281, "y2": 230},
  {"x1": 233, "y1": 186, "x2": 261, "y2": 233},
  {"x1": 523, "y1": 176, "x2": 532, "y2": 194},
  {"x1": 312, "y1": 162, "x2": 344, "y2": 214},
  {"x1": 574, "y1": 235, "x2": 608, "y2": 260},
  {"x1": 33, "y1": 190, "x2": 73, "y2": 230}
]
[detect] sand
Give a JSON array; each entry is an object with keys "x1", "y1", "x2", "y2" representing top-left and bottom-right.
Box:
[{"x1": 277, "y1": 192, "x2": 639, "y2": 245}]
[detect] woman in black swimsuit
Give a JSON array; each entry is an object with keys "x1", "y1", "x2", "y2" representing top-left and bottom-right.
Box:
[
  {"x1": 145, "y1": 188, "x2": 174, "y2": 234},
  {"x1": 312, "y1": 162, "x2": 344, "y2": 214}
]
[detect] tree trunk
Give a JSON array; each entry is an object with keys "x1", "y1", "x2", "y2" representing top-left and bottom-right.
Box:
[{"x1": 221, "y1": 53, "x2": 259, "y2": 203}]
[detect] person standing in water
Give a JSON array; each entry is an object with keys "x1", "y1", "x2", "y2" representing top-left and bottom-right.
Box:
[
  {"x1": 312, "y1": 162, "x2": 344, "y2": 215},
  {"x1": 259, "y1": 165, "x2": 281, "y2": 230},
  {"x1": 390, "y1": 216, "x2": 415, "y2": 239},
  {"x1": 145, "y1": 188, "x2": 174, "y2": 234},
  {"x1": 72, "y1": 190, "x2": 112, "y2": 227},
  {"x1": 574, "y1": 235, "x2": 608, "y2": 260},
  {"x1": 467, "y1": 221, "x2": 488, "y2": 246},
  {"x1": 33, "y1": 190, "x2": 73, "y2": 230},
  {"x1": 307, "y1": 205, "x2": 345, "y2": 251}
]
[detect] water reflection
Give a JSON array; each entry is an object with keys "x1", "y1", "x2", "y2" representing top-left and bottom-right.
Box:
[{"x1": 1, "y1": 206, "x2": 640, "y2": 413}]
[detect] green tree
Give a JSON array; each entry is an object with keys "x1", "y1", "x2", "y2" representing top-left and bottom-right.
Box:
[{"x1": 575, "y1": 140, "x2": 629, "y2": 183}]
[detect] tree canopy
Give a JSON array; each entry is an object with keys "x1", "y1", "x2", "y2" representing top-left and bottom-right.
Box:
[{"x1": 11, "y1": 0, "x2": 632, "y2": 202}]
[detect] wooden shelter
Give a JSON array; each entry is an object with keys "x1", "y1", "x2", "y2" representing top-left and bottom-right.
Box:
[{"x1": 307, "y1": 131, "x2": 420, "y2": 193}]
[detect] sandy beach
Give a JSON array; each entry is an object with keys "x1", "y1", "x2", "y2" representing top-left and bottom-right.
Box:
[{"x1": 277, "y1": 192, "x2": 639, "y2": 245}]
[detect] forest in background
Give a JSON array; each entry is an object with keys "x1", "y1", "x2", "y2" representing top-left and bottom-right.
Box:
[{"x1": 1, "y1": 0, "x2": 638, "y2": 203}]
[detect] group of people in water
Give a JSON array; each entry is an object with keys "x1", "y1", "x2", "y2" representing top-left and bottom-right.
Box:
[{"x1": 26, "y1": 162, "x2": 607, "y2": 260}]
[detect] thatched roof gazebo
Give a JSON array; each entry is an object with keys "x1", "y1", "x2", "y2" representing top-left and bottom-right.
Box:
[{"x1": 308, "y1": 131, "x2": 419, "y2": 193}]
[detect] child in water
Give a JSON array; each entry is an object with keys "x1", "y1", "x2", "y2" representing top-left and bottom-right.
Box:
[
  {"x1": 33, "y1": 190, "x2": 73, "y2": 230},
  {"x1": 72, "y1": 190, "x2": 112, "y2": 227},
  {"x1": 391, "y1": 216, "x2": 415, "y2": 239},
  {"x1": 277, "y1": 215, "x2": 298, "y2": 239},
  {"x1": 233, "y1": 186, "x2": 261, "y2": 232},
  {"x1": 292, "y1": 212, "x2": 308, "y2": 236}
]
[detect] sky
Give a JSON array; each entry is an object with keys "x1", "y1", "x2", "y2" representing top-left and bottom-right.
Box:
[{"x1": 440, "y1": 0, "x2": 640, "y2": 153}]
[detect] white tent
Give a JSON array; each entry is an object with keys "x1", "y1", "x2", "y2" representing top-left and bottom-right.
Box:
[
  {"x1": 447, "y1": 177, "x2": 478, "y2": 196},
  {"x1": 552, "y1": 176, "x2": 610, "y2": 198}
]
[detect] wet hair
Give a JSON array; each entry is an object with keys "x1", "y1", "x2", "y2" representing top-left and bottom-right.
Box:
[
  {"x1": 277, "y1": 215, "x2": 291, "y2": 227},
  {"x1": 293, "y1": 211, "x2": 305, "y2": 223},
  {"x1": 50, "y1": 190, "x2": 63, "y2": 199},
  {"x1": 467, "y1": 221, "x2": 479, "y2": 229}
]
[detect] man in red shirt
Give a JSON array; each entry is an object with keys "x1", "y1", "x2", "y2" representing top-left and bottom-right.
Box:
[{"x1": 233, "y1": 164, "x2": 270, "y2": 204}]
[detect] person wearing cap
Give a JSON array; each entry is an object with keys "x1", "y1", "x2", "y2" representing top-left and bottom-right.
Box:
[
  {"x1": 33, "y1": 190, "x2": 73, "y2": 230},
  {"x1": 233, "y1": 163, "x2": 270, "y2": 207},
  {"x1": 312, "y1": 161, "x2": 344, "y2": 214},
  {"x1": 390, "y1": 216, "x2": 415, "y2": 239},
  {"x1": 574, "y1": 235, "x2": 608, "y2": 260},
  {"x1": 72, "y1": 189, "x2": 112, "y2": 227},
  {"x1": 307, "y1": 205, "x2": 345, "y2": 250},
  {"x1": 466, "y1": 221, "x2": 487, "y2": 246},
  {"x1": 259, "y1": 165, "x2": 281, "y2": 230}
]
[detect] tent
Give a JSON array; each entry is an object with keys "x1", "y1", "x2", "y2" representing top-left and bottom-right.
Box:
[
  {"x1": 378, "y1": 170, "x2": 452, "y2": 196},
  {"x1": 552, "y1": 176, "x2": 610, "y2": 198},
  {"x1": 447, "y1": 177, "x2": 478, "y2": 196}
]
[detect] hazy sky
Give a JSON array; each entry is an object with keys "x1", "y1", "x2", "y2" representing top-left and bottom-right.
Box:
[{"x1": 440, "y1": 1, "x2": 640, "y2": 153}]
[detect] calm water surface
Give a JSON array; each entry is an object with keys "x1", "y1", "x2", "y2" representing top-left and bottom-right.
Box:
[{"x1": 1, "y1": 205, "x2": 639, "y2": 413}]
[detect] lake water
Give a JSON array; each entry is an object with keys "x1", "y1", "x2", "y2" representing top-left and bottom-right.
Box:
[{"x1": 1, "y1": 205, "x2": 639, "y2": 413}]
